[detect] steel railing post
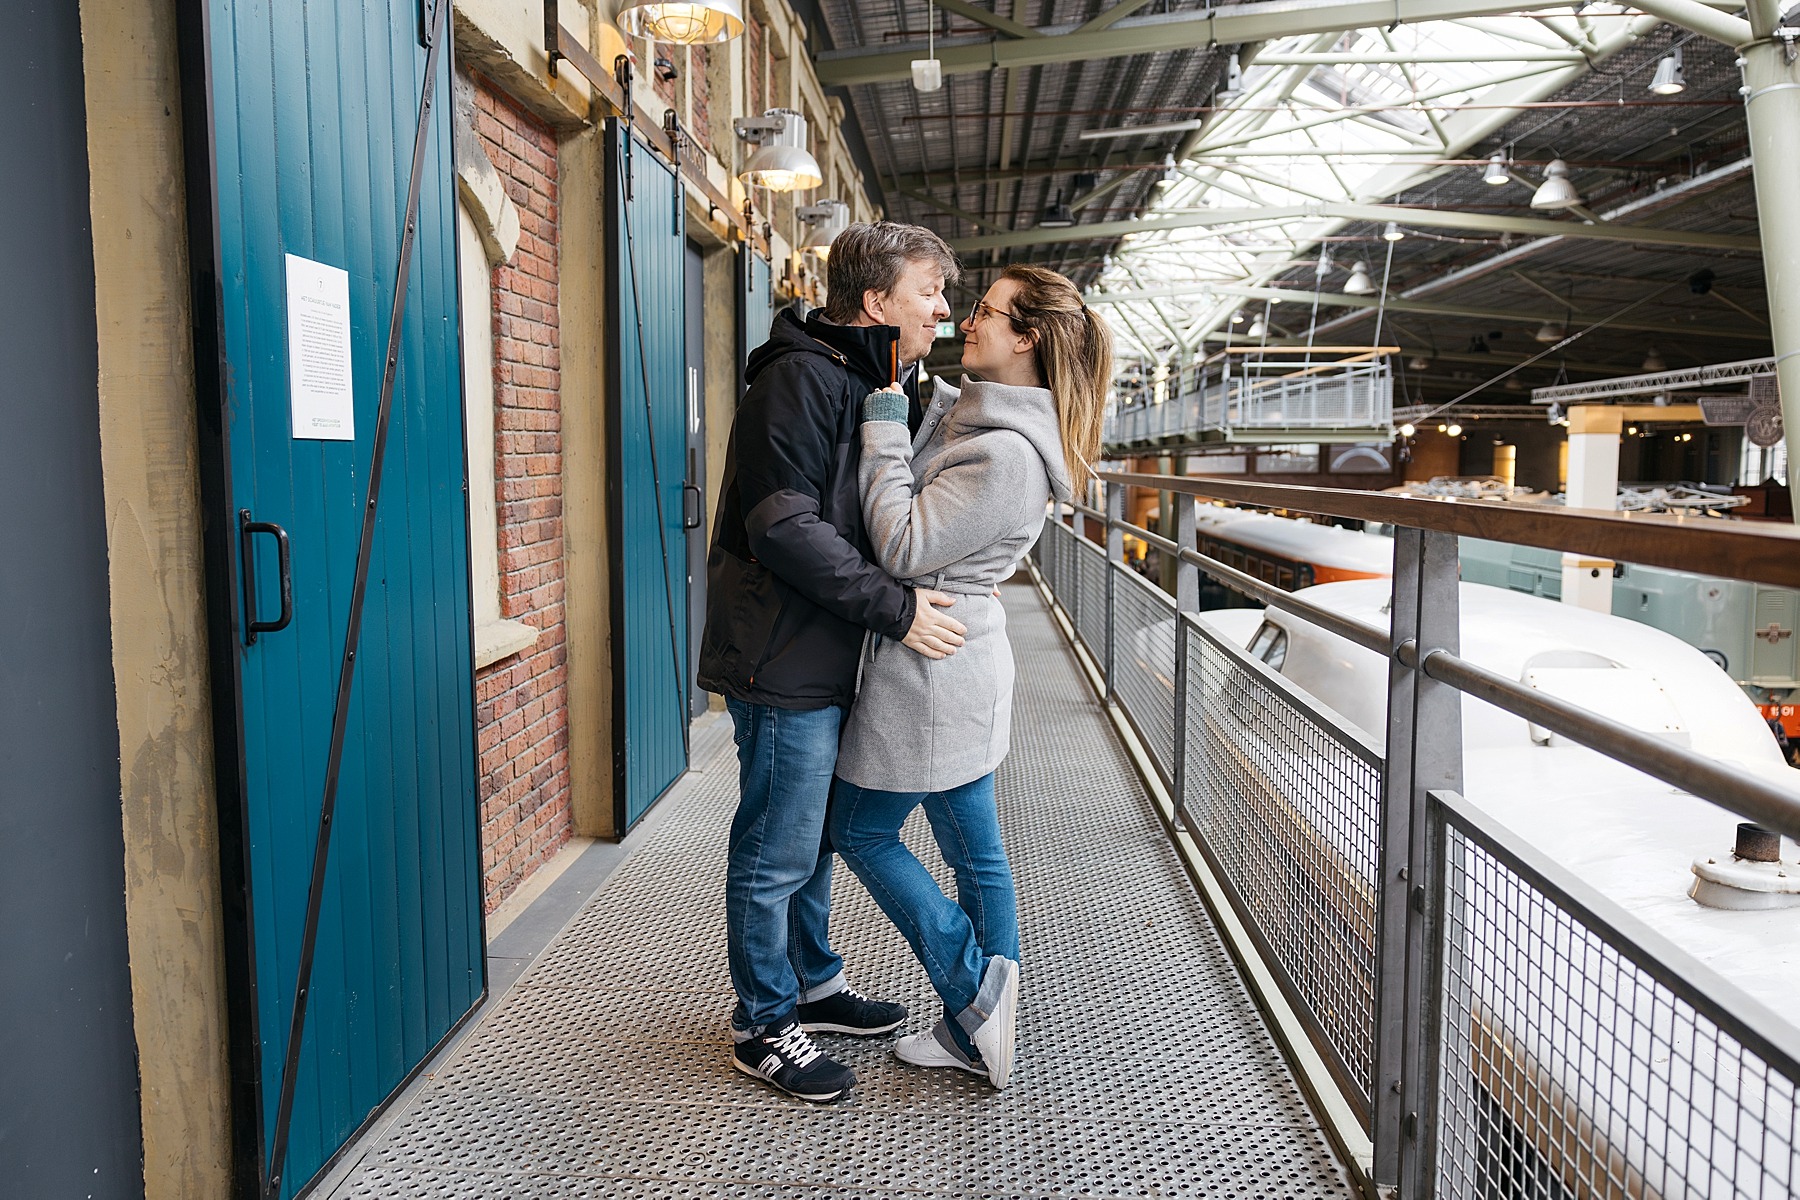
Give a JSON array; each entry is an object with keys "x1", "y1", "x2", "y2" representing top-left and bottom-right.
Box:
[
  {"x1": 1104, "y1": 480, "x2": 1124, "y2": 699},
  {"x1": 1172, "y1": 492, "x2": 1198, "y2": 819},
  {"x1": 1374, "y1": 527, "x2": 1463, "y2": 1196}
]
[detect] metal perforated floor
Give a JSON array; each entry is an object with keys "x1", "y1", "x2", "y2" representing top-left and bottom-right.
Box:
[{"x1": 328, "y1": 583, "x2": 1353, "y2": 1199}]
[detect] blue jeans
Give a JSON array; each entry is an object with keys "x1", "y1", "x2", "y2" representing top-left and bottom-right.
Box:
[
  {"x1": 829, "y1": 772, "x2": 1018, "y2": 1057},
  {"x1": 724, "y1": 697, "x2": 847, "y2": 1034}
]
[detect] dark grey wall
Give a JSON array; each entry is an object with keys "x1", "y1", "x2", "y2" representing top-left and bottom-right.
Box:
[{"x1": 0, "y1": 4, "x2": 145, "y2": 1197}]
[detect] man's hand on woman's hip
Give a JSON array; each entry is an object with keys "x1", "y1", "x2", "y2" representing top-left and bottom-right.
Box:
[{"x1": 902, "y1": 589, "x2": 967, "y2": 659}]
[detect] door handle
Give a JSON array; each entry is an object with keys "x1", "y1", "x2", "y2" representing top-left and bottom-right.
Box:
[
  {"x1": 239, "y1": 509, "x2": 294, "y2": 644},
  {"x1": 683, "y1": 483, "x2": 704, "y2": 531}
]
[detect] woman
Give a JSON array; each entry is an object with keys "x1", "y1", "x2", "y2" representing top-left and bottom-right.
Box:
[{"x1": 829, "y1": 265, "x2": 1113, "y2": 1089}]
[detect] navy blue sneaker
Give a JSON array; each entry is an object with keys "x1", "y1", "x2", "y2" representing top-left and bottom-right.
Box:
[
  {"x1": 732, "y1": 1016, "x2": 856, "y2": 1103},
  {"x1": 797, "y1": 983, "x2": 907, "y2": 1036}
]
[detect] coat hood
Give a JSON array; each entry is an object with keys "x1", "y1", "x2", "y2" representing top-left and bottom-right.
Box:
[
  {"x1": 939, "y1": 375, "x2": 1074, "y2": 503},
  {"x1": 745, "y1": 305, "x2": 912, "y2": 394}
]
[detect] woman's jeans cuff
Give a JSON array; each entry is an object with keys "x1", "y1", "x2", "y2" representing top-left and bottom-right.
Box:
[{"x1": 955, "y1": 956, "x2": 1013, "y2": 1040}]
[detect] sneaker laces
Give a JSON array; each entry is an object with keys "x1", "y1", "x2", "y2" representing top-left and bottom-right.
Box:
[{"x1": 768, "y1": 1023, "x2": 823, "y2": 1068}]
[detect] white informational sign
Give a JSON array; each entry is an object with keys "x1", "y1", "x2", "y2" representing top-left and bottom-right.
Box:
[{"x1": 284, "y1": 253, "x2": 356, "y2": 441}]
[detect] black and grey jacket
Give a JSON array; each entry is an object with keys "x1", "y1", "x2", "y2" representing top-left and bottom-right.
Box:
[{"x1": 697, "y1": 307, "x2": 920, "y2": 710}]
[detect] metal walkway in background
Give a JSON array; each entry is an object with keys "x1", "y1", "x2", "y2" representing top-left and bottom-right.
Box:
[{"x1": 329, "y1": 582, "x2": 1353, "y2": 1199}]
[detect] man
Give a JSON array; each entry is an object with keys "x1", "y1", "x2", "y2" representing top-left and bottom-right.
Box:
[{"x1": 698, "y1": 222, "x2": 966, "y2": 1102}]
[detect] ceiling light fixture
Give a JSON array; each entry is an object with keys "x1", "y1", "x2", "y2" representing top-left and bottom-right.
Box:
[
  {"x1": 1447, "y1": 423, "x2": 1463, "y2": 437},
  {"x1": 1399, "y1": 423, "x2": 1416, "y2": 438},
  {"x1": 1382, "y1": 221, "x2": 1405, "y2": 242},
  {"x1": 1246, "y1": 316, "x2": 1268, "y2": 338},
  {"x1": 1039, "y1": 189, "x2": 1076, "y2": 229},
  {"x1": 1154, "y1": 154, "x2": 1179, "y2": 189},
  {"x1": 1408, "y1": 354, "x2": 1431, "y2": 371},
  {"x1": 912, "y1": 0, "x2": 942, "y2": 91},
  {"x1": 1230, "y1": 310, "x2": 1245, "y2": 325},
  {"x1": 616, "y1": 1, "x2": 745, "y2": 43},
  {"x1": 1483, "y1": 151, "x2": 1511, "y2": 186},
  {"x1": 1642, "y1": 345, "x2": 1667, "y2": 373},
  {"x1": 1343, "y1": 261, "x2": 1376, "y2": 295},
  {"x1": 734, "y1": 108, "x2": 823, "y2": 192},
  {"x1": 1649, "y1": 47, "x2": 1686, "y2": 96},
  {"x1": 1535, "y1": 321, "x2": 1566, "y2": 343},
  {"x1": 1530, "y1": 159, "x2": 1582, "y2": 210}
]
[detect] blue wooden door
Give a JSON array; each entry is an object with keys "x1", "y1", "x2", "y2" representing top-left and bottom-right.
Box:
[
  {"x1": 739, "y1": 249, "x2": 774, "y2": 387},
  {"x1": 608, "y1": 123, "x2": 691, "y2": 830},
  {"x1": 187, "y1": 2, "x2": 481, "y2": 1195}
]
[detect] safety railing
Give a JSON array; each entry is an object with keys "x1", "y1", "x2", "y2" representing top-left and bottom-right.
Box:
[
  {"x1": 1027, "y1": 471, "x2": 1800, "y2": 1198},
  {"x1": 1105, "y1": 354, "x2": 1393, "y2": 447}
]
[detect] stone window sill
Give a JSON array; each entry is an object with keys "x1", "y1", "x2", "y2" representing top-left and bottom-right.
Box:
[{"x1": 475, "y1": 618, "x2": 539, "y2": 670}]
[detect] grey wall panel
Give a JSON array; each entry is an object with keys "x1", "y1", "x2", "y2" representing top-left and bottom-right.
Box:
[{"x1": 0, "y1": 3, "x2": 145, "y2": 1196}]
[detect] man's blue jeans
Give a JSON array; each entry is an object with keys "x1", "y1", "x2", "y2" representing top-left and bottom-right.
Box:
[
  {"x1": 724, "y1": 697, "x2": 846, "y2": 1035},
  {"x1": 829, "y1": 772, "x2": 1018, "y2": 1057}
]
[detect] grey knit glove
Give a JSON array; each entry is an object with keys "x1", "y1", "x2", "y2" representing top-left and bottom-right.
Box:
[{"x1": 862, "y1": 389, "x2": 908, "y2": 424}]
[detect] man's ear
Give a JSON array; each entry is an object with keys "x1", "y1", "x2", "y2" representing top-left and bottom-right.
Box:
[{"x1": 863, "y1": 289, "x2": 886, "y2": 323}]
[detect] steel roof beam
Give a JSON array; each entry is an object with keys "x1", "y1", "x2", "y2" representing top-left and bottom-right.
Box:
[
  {"x1": 1083, "y1": 280, "x2": 1773, "y2": 342},
  {"x1": 946, "y1": 200, "x2": 1761, "y2": 254},
  {"x1": 814, "y1": 0, "x2": 1599, "y2": 86},
  {"x1": 931, "y1": 0, "x2": 1042, "y2": 40}
]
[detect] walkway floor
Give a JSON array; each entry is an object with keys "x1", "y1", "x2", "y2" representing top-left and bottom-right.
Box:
[{"x1": 329, "y1": 582, "x2": 1353, "y2": 1198}]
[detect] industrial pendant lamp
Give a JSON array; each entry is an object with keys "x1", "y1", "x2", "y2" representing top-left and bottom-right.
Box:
[
  {"x1": 1382, "y1": 221, "x2": 1405, "y2": 242},
  {"x1": 734, "y1": 108, "x2": 823, "y2": 192},
  {"x1": 1246, "y1": 315, "x2": 1268, "y2": 338},
  {"x1": 1343, "y1": 261, "x2": 1376, "y2": 296},
  {"x1": 1649, "y1": 48, "x2": 1686, "y2": 95},
  {"x1": 798, "y1": 199, "x2": 850, "y2": 259},
  {"x1": 1535, "y1": 320, "x2": 1565, "y2": 343},
  {"x1": 912, "y1": 0, "x2": 942, "y2": 91},
  {"x1": 1483, "y1": 151, "x2": 1510, "y2": 186},
  {"x1": 1039, "y1": 189, "x2": 1075, "y2": 229},
  {"x1": 1642, "y1": 345, "x2": 1667, "y2": 373},
  {"x1": 616, "y1": 1, "x2": 745, "y2": 44},
  {"x1": 1530, "y1": 159, "x2": 1582, "y2": 210}
]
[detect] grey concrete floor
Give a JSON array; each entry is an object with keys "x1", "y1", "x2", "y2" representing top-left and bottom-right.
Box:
[{"x1": 322, "y1": 583, "x2": 1353, "y2": 1199}]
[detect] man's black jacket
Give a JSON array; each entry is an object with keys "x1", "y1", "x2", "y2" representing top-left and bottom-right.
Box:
[{"x1": 697, "y1": 307, "x2": 920, "y2": 709}]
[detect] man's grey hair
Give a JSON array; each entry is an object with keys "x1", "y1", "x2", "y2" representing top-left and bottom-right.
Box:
[{"x1": 821, "y1": 221, "x2": 962, "y2": 324}]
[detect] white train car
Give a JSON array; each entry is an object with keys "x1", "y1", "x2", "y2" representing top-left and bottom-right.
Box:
[{"x1": 1198, "y1": 583, "x2": 1799, "y2": 1196}]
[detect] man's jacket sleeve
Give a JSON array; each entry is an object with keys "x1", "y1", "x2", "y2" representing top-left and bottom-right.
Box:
[{"x1": 735, "y1": 360, "x2": 916, "y2": 640}]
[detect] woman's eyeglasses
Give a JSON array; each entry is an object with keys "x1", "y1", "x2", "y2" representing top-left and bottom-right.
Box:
[{"x1": 968, "y1": 299, "x2": 1022, "y2": 326}]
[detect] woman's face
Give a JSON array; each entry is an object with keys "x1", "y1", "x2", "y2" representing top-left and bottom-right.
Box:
[{"x1": 959, "y1": 277, "x2": 1036, "y2": 380}]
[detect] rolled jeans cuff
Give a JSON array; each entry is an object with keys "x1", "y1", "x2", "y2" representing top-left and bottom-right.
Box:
[
  {"x1": 955, "y1": 956, "x2": 1012, "y2": 1040},
  {"x1": 800, "y1": 971, "x2": 846, "y2": 1005}
]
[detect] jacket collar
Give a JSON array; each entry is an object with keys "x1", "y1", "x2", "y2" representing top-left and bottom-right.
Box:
[{"x1": 804, "y1": 312, "x2": 905, "y2": 390}]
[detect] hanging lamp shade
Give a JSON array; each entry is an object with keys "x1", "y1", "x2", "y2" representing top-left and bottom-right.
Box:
[
  {"x1": 1530, "y1": 159, "x2": 1582, "y2": 210},
  {"x1": 799, "y1": 199, "x2": 851, "y2": 259},
  {"x1": 1407, "y1": 354, "x2": 1431, "y2": 371},
  {"x1": 617, "y1": 1, "x2": 745, "y2": 44},
  {"x1": 1246, "y1": 317, "x2": 1268, "y2": 338},
  {"x1": 1039, "y1": 189, "x2": 1075, "y2": 228},
  {"x1": 1648, "y1": 49, "x2": 1686, "y2": 96},
  {"x1": 1382, "y1": 221, "x2": 1405, "y2": 242},
  {"x1": 1535, "y1": 321, "x2": 1565, "y2": 343},
  {"x1": 1483, "y1": 151, "x2": 1510, "y2": 186},
  {"x1": 1642, "y1": 346, "x2": 1667, "y2": 372},
  {"x1": 1343, "y1": 261, "x2": 1376, "y2": 295},
  {"x1": 738, "y1": 109, "x2": 823, "y2": 192}
]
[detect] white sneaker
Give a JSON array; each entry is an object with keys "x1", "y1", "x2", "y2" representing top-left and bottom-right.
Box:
[
  {"x1": 894, "y1": 1020, "x2": 986, "y2": 1078},
  {"x1": 969, "y1": 957, "x2": 1020, "y2": 1089}
]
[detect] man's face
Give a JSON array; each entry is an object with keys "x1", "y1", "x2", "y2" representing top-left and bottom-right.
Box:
[{"x1": 866, "y1": 258, "x2": 951, "y2": 366}]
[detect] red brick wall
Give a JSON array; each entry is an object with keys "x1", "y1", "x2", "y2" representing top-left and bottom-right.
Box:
[
  {"x1": 690, "y1": 47, "x2": 712, "y2": 155},
  {"x1": 470, "y1": 74, "x2": 571, "y2": 913}
]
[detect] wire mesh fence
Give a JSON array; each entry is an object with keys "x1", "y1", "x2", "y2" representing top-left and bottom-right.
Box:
[
  {"x1": 1029, "y1": 499, "x2": 1800, "y2": 1198},
  {"x1": 1433, "y1": 792, "x2": 1800, "y2": 1200},
  {"x1": 1184, "y1": 614, "x2": 1384, "y2": 1113}
]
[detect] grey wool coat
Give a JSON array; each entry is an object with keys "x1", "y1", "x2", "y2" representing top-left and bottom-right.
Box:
[{"x1": 836, "y1": 376, "x2": 1075, "y2": 792}]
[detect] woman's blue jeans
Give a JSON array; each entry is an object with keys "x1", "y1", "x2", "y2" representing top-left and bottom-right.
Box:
[{"x1": 829, "y1": 772, "x2": 1018, "y2": 1057}]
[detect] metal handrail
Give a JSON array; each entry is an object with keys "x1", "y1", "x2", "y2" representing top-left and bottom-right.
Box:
[
  {"x1": 1070, "y1": 498, "x2": 1800, "y2": 843},
  {"x1": 1099, "y1": 469, "x2": 1800, "y2": 589}
]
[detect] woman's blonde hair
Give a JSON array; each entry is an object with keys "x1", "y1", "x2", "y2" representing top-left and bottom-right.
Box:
[{"x1": 997, "y1": 264, "x2": 1114, "y2": 487}]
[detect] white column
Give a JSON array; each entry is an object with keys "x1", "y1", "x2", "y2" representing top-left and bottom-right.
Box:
[
  {"x1": 1741, "y1": 26, "x2": 1800, "y2": 518},
  {"x1": 1561, "y1": 406, "x2": 1619, "y2": 612}
]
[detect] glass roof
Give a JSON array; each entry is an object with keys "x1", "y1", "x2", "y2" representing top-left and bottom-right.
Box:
[{"x1": 1084, "y1": 4, "x2": 1656, "y2": 364}]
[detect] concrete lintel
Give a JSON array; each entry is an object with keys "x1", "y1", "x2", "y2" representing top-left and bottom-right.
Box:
[{"x1": 452, "y1": 1, "x2": 593, "y2": 135}]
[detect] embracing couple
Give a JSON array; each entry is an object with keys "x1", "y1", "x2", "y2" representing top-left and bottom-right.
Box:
[{"x1": 697, "y1": 221, "x2": 1113, "y2": 1102}]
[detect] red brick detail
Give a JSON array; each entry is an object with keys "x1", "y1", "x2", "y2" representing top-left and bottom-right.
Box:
[
  {"x1": 471, "y1": 74, "x2": 571, "y2": 913},
  {"x1": 690, "y1": 47, "x2": 711, "y2": 155},
  {"x1": 748, "y1": 18, "x2": 766, "y2": 114}
]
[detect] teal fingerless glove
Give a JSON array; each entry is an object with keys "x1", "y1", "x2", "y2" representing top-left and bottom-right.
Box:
[{"x1": 861, "y1": 389, "x2": 908, "y2": 424}]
